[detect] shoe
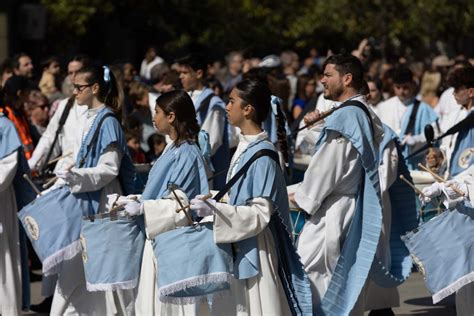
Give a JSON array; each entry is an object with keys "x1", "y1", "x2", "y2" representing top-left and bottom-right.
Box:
[
  {"x1": 369, "y1": 308, "x2": 395, "y2": 316},
  {"x1": 29, "y1": 296, "x2": 53, "y2": 313}
]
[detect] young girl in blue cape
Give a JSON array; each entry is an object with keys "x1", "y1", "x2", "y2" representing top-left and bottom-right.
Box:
[
  {"x1": 50, "y1": 65, "x2": 136, "y2": 315},
  {"x1": 115, "y1": 90, "x2": 210, "y2": 315},
  {"x1": 190, "y1": 80, "x2": 312, "y2": 315}
]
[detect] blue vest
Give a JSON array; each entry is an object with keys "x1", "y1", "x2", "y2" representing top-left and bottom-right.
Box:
[
  {"x1": 194, "y1": 88, "x2": 229, "y2": 190},
  {"x1": 75, "y1": 107, "x2": 136, "y2": 214},
  {"x1": 314, "y1": 105, "x2": 383, "y2": 315},
  {"x1": 449, "y1": 111, "x2": 474, "y2": 178},
  {"x1": 228, "y1": 138, "x2": 312, "y2": 315},
  {"x1": 0, "y1": 114, "x2": 35, "y2": 208}
]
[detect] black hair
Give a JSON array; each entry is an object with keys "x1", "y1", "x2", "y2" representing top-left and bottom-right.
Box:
[
  {"x1": 77, "y1": 64, "x2": 124, "y2": 120},
  {"x1": 235, "y1": 79, "x2": 289, "y2": 166},
  {"x1": 448, "y1": 66, "x2": 474, "y2": 89},
  {"x1": 41, "y1": 56, "x2": 59, "y2": 70},
  {"x1": 3, "y1": 75, "x2": 30, "y2": 108},
  {"x1": 175, "y1": 53, "x2": 208, "y2": 76},
  {"x1": 147, "y1": 133, "x2": 166, "y2": 150},
  {"x1": 367, "y1": 76, "x2": 383, "y2": 91},
  {"x1": 392, "y1": 66, "x2": 414, "y2": 85},
  {"x1": 323, "y1": 54, "x2": 365, "y2": 92},
  {"x1": 12, "y1": 53, "x2": 30, "y2": 70},
  {"x1": 70, "y1": 54, "x2": 90, "y2": 67},
  {"x1": 155, "y1": 90, "x2": 200, "y2": 145}
]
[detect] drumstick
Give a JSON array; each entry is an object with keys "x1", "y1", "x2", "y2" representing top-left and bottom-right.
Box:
[
  {"x1": 23, "y1": 174, "x2": 42, "y2": 196},
  {"x1": 399, "y1": 175, "x2": 425, "y2": 197},
  {"x1": 174, "y1": 193, "x2": 213, "y2": 213},
  {"x1": 169, "y1": 186, "x2": 194, "y2": 225},
  {"x1": 417, "y1": 163, "x2": 465, "y2": 196},
  {"x1": 46, "y1": 151, "x2": 72, "y2": 166}
]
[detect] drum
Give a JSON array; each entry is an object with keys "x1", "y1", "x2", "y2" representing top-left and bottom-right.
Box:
[
  {"x1": 401, "y1": 203, "x2": 474, "y2": 303},
  {"x1": 153, "y1": 223, "x2": 233, "y2": 304},
  {"x1": 81, "y1": 212, "x2": 146, "y2": 291},
  {"x1": 18, "y1": 186, "x2": 90, "y2": 276}
]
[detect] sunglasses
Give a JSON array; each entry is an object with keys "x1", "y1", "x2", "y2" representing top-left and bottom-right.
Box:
[{"x1": 73, "y1": 83, "x2": 93, "y2": 92}]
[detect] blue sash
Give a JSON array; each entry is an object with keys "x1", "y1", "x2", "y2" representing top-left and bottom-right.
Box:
[{"x1": 402, "y1": 202, "x2": 474, "y2": 303}]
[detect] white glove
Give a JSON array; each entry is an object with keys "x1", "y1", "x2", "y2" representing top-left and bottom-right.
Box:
[
  {"x1": 119, "y1": 199, "x2": 143, "y2": 216},
  {"x1": 443, "y1": 180, "x2": 467, "y2": 201},
  {"x1": 420, "y1": 182, "x2": 444, "y2": 204},
  {"x1": 402, "y1": 135, "x2": 415, "y2": 146},
  {"x1": 105, "y1": 194, "x2": 136, "y2": 210},
  {"x1": 190, "y1": 195, "x2": 217, "y2": 217},
  {"x1": 55, "y1": 169, "x2": 75, "y2": 184}
]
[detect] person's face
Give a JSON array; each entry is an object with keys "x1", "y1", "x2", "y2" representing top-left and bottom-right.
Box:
[
  {"x1": 136, "y1": 94, "x2": 149, "y2": 108},
  {"x1": 145, "y1": 48, "x2": 156, "y2": 62},
  {"x1": 226, "y1": 88, "x2": 252, "y2": 128},
  {"x1": 393, "y1": 82, "x2": 416, "y2": 104},
  {"x1": 127, "y1": 137, "x2": 140, "y2": 151},
  {"x1": 73, "y1": 72, "x2": 96, "y2": 106},
  {"x1": 179, "y1": 65, "x2": 201, "y2": 91},
  {"x1": 68, "y1": 61, "x2": 83, "y2": 83},
  {"x1": 123, "y1": 63, "x2": 136, "y2": 82},
  {"x1": 453, "y1": 86, "x2": 474, "y2": 107},
  {"x1": 17, "y1": 56, "x2": 34, "y2": 78},
  {"x1": 229, "y1": 55, "x2": 243, "y2": 74},
  {"x1": 305, "y1": 80, "x2": 316, "y2": 98},
  {"x1": 153, "y1": 105, "x2": 175, "y2": 136},
  {"x1": 47, "y1": 61, "x2": 60, "y2": 75},
  {"x1": 320, "y1": 64, "x2": 345, "y2": 101},
  {"x1": 367, "y1": 81, "x2": 382, "y2": 105},
  {"x1": 154, "y1": 141, "x2": 166, "y2": 156}
]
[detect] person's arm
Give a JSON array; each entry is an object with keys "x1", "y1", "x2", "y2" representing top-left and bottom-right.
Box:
[
  {"x1": 0, "y1": 151, "x2": 18, "y2": 192},
  {"x1": 67, "y1": 144, "x2": 122, "y2": 193},
  {"x1": 379, "y1": 141, "x2": 399, "y2": 192},
  {"x1": 201, "y1": 108, "x2": 225, "y2": 156},
  {"x1": 294, "y1": 132, "x2": 359, "y2": 215},
  {"x1": 213, "y1": 197, "x2": 273, "y2": 243}
]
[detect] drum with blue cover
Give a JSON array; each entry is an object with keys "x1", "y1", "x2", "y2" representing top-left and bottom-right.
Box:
[
  {"x1": 80, "y1": 212, "x2": 146, "y2": 291},
  {"x1": 18, "y1": 186, "x2": 89, "y2": 276}
]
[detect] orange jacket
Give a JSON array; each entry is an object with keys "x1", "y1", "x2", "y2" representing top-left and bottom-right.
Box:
[{"x1": 0, "y1": 105, "x2": 34, "y2": 159}]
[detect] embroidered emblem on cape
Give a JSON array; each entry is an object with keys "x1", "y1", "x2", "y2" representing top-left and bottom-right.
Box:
[
  {"x1": 458, "y1": 148, "x2": 473, "y2": 169},
  {"x1": 24, "y1": 216, "x2": 40, "y2": 240},
  {"x1": 80, "y1": 234, "x2": 88, "y2": 263}
]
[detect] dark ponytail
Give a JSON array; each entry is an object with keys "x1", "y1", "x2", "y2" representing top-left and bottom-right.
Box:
[
  {"x1": 273, "y1": 97, "x2": 290, "y2": 167},
  {"x1": 78, "y1": 64, "x2": 124, "y2": 121},
  {"x1": 156, "y1": 90, "x2": 200, "y2": 145}
]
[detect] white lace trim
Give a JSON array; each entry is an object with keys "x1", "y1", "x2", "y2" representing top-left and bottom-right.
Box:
[
  {"x1": 432, "y1": 270, "x2": 474, "y2": 303},
  {"x1": 42, "y1": 240, "x2": 82, "y2": 276},
  {"x1": 86, "y1": 278, "x2": 138, "y2": 292}
]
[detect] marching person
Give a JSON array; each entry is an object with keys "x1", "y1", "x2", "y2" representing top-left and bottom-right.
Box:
[
  {"x1": 291, "y1": 54, "x2": 385, "y2": 315},
  {"x1": 114, "y1": 90, "x2": 210, "y2": 315},
  {"x1": 49, "y1": 64, "x2": 136, "y2": 315},
  {"x1": 189, "y1": 79, "x2": 312, "y2": 315}
]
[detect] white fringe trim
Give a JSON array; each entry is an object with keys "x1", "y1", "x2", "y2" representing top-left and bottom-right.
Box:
[
  {"x1": 86, "y1": 278, "x2": 138, "y2": 292},
  {"x1": 42, "y1": 240, "x2": 82, "y2": 276},
  {"x1": 159, "y1": 272, "x2": 232, "y2": 305},
  {"x1": 432, "y1": 271, "x2": 474, "y2": 304}
]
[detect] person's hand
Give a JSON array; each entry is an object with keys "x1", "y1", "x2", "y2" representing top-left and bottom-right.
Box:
[
  {"x1": 420, "y1": 182, "x2": 444, "y2": 204},
  {"x1": 443, "y1": 180, "x2": 467, "y2": 201},
  {"x1": 55, "y1": 169, "x2": 75, "y2": 184},
  {"x1": 303, "y1": 110, "x2": 323, "y2": 127},
  {"x1": 119, "y1": 199, "x2": 143, "y2": 216},
  {"x1": 190, "y1": 195, "x2": 217, "y2": 217},
  {"x1": 401, "y1": 135, "x2": 415, "y2": 146}
]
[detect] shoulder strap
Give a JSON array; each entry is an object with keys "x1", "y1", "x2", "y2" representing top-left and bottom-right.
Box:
[
  {"x1": 78, "y1": 112, "x2": 116, "y2": 167},
  {"x1": 405, "y1": 99, "x2": 421, "y2": 135},
  {"x1": 197, "y1": 93, "x2": 214, "y2": 123},
  {"x1": 214, "y1": 149, "x2": 279, "y2": 201},
  {"x1": 41, "y1": 97, "x2": 75, "y2": 173},
  {"x1": 341, "y1": 100, "x2": 375, "y2": 136}
]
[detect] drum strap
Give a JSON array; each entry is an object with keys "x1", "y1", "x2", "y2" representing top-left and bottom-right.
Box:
[
  {"x1": 213, "y1": 149, "x2": 279, "y2": 201},
  {"x1": 79, "y1": 113, "x2": 116, "y2": 167}
]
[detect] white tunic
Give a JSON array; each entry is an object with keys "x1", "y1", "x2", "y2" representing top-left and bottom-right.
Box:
[
  {"x1": 376, "y1": 96, "x2": 409, "y2": 136},
  {"x1": 0, "y1": 151, "x2": 22, "y2": 316},
  {"x1": 50, "y1": 105, "x2": 135, "y2": 316},
  {"x1": 436, "y1": 87, "x2": 459, "y2": 127}
]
